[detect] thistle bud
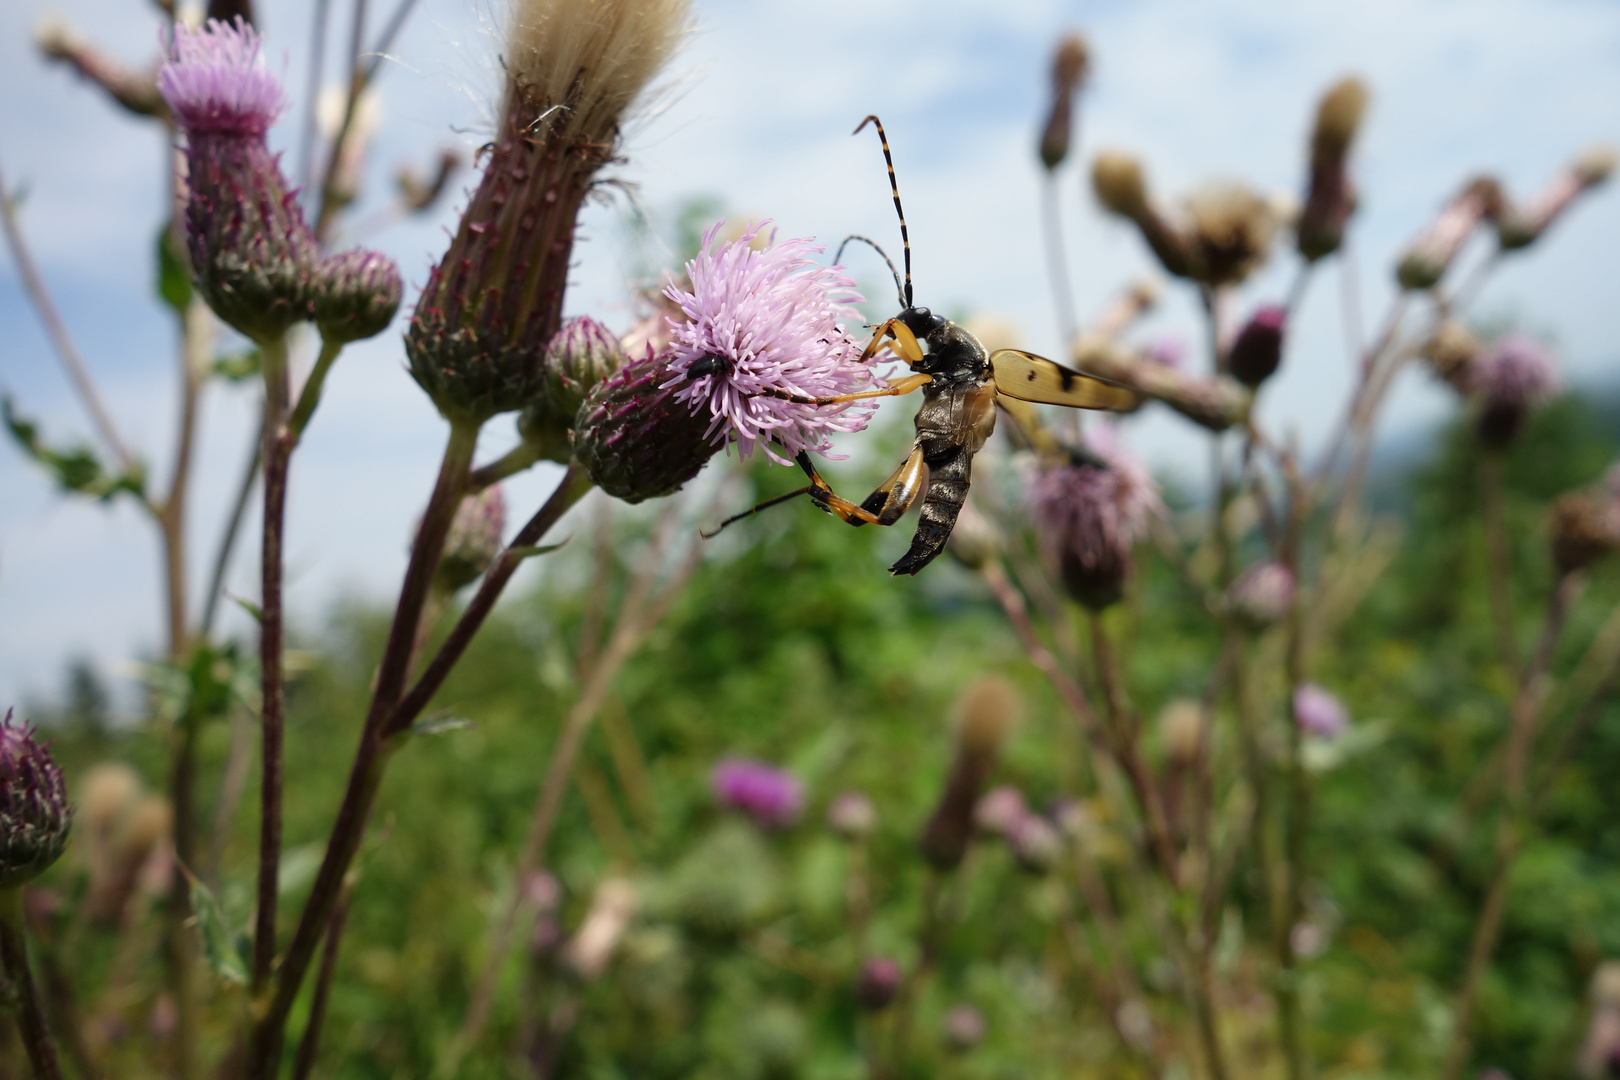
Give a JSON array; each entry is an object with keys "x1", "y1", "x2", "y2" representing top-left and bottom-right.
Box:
[
  {"x1": 545, "y1": 316, "x2": 626, "y2": 420},
  {"x1": 1497, "y1": 144, "x2": 1618, "y2": 251},
  {"x1": 1298, "y1": 77, "x2": 1368, "y2": 262},
  {"x1": 921, "y1": 678, "x2": 1021, "y2": 870},
  {"x1": 1007, "y1": 812, "x2": 1064, "y2": 873},
  {"x1": 434, "y1": 485, "x2": 506, "y2": 592},
  {"x1": 1550, "y1": 491, "x2": 1617, "y2": 575},
  {"x1": 1422, "y1": 320, "x2": 1480, "y2": 391},
  {"x1": 158, "y1": 19, "x2": 318, "y2": 342},
  {"x1": 1157, "y1": 699, "x2": 1204, "y2": 765},
  {"x1": 1227, "y1": 559, "x2": 1296, "y2": 629},
  {"x1": 1038, "y1": 33, "x2": 1089, "y2": 170},
  {"x1": 1227, "y1": 305, "x2": 1287, "y2": 388},
  {"x1": 1185, "y1": 181, "x2": 1278, "y2": 286},
  {"x1": 944, "y1": 499, "x2": 1001, "y2": 571},
  {"x1": 855, "y1": 957, "x2": 902, "y2": 1011},
  {"x1": 311, "y1": 248, "x2": 402, "y2": 344},
  {"x1": 1092, "y1": 151, "x2": 1194, "y2": 278},
  {"x1": 942, "y1": 1005, "x2": 986, "y2": 1052},
  {"x1": 406, "y1": 0, "x2": 689, "y2": 424},
  {"x1": 1397, "y1": 177, "x2": 1504, "y2": 291},
  {"x1": 0, "y1": 712, "x2": 72, "y2": 887},
  {"x1": 1030, "y1": 428, "x2": 1162, "y2": 610},
  {"x1": 573, "y1": 351, "x2": 722, "y2": 503},
  {"x1": 1470, "y1": 334, "x2": 1559, "y2": 448},
  {"x1": 1293, "y1": 683, "x2": 1349, "y2": 739},
  {"x1": 826, "y1": 790, "x2": 877, "y2": 839}
]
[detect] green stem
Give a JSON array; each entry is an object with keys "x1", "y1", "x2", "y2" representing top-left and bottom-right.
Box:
[
  {"x1": 469, "y1": 440, "x2": 542, "y2": 491},
  {"x1": 0, "y1": 888, "x2": 63, "y2": 1080},
  {"x1": 286, "y1": 337, "x2": 344, "y2": 442}
]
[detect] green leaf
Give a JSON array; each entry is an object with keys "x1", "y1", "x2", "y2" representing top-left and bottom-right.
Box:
[
  {"x1": 411, "y1": 713, "x2": 475, "y2": 737},
  {"x1": 182, "y1": 867, "x2": 248, "y2": 987},
  {"x1": 506, "y1": 542, "x2": 568, "y2": 562},
  {"x1": 1, "y1": 397, "x2": 146, "y2": 503},
  {"x1": 211, "y1": 348, "x2": 261, "y2": 383},
  {"x1": 228, "y1": 592, "x2": 263, "y2": 624},
  {"x1": 155, "y1": 223, "x2": 193, "y2": 313}
]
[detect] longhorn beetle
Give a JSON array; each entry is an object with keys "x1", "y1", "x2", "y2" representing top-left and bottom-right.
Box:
[{"x1": 709, "y1": 115, "x2": 1139, "y2": 576}]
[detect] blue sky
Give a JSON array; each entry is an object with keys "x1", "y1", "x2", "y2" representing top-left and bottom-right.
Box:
[{"x1": 2, "y1": 0, "x2": 1618, "y2": 708}]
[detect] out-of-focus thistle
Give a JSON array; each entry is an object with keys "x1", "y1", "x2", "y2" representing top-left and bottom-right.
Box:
[
  {"x1": 662, "y1": 221, "x2": 876, "y2": 464},
  {"x1": 406, "y1": 0, "x2": 689, "y2": 425},
  {"x1": 563, "y1": 877, "x2": 636, "y2": 981},
  {"x1": 310, "y1": 248, "x2": 402, "y2": 344},
  {"x1": 1071, "y1": 334, "x2": 1250, "y2": 431},
  {"x1": 1227, "y1": 559, "x2": 1296, "y2": 630},
  {"x1": 1007, "y1": 812, "x2": 1064, "y2": 873},
  {"x1": 855, "y1": 957, "x2": 902, "y2": 1011},
  {"x1": 826, "y1": 790, "x2": 877, "y2": 839},
  {"x1": 920, "y1": 677, "x2": 1021, "y2": 870},
  {"x1": 1038, "y1": 33, "x2": 1089, "y2": 171},
  {"x1": 1422, "y1": 320, "x2": 1481, "y2": 391},
  {"x1": 1550, "y1": 487, "x2": 1619, "y2": 575},
  {"x1": 158, "y1": 17, "x2": 317, "y2": 343},
  {"x1": 945, "y1": 499, "x2": 1001, "y2": 571},
  {"x1": 1092, "y1": 150, "x2": 1192, "y2": 279},
  {"x1": 434, "y1": 486, "x2": 506, "y2": 593},
  {"x1": 1396, "y1": 177, "x2": 1504, "y2": 291},
  {"x1": 1469, "y1": 334, "x2": 1559, "y2": 447},
  {"x1": 520, "y1": 316, "x2": 626, "y2": 463},
  {"x1": 0, "y1": 712, "x2": 71, "y2": 887},
  {"x1": 1030, "y1": 427, "x2": 1163, "y2": 610},
  {"x1": 573, "y1": 350, "x2": 720, "y2": 502},
  {"x1": 1498, "y1": 145, "x2": 1617, "y2": 251},
  {"x1": 710, "y1": 758, "x2": 803, "y2": 829},
  {"x1": 1293, "y1": 683, "x2": 1349, "y2": 739},
  {"x1": 1297, "y1": 76, "x2": 1369, "y2": 262},
  {"x1": 1578, "y1": 962, "x2": 1620, "y2": 1079},
  {"x1": 943, "y1": 1004, "x2": 986, "y2": 1052},
  {"x1": 35, "y1": 14, "x2": 167, "y2": 119},
  {"x1": 972, "y1": 785, "x2": 1027, "y2": 838},
  {"x1": 1228, "y1": 304, "x2": 1287, "y2": 388}
]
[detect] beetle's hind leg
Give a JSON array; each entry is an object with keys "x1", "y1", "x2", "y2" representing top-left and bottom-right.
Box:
[{"x1": 797, "y1": 448, "x2": 925, "y2": 529}]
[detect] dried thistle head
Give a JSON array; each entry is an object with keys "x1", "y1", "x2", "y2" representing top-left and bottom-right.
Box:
[
  {"x1": 1038, "y1": 32, "x2": 1090, "y2": 170},
  {"x1": 1550, "y1": 490, "x2": 1617, "y2": 575},
  {"x1": 1422, "y1": 320, "x2": 1480, "y2": 390},
  {"x1": 1298, "y1": 75, "x2": 1368, "y2": 261},
  {"x1": 1184, "y1": 181, "x2": 1278, "y2": 285},
  {"x1": 953, "y1": 676, "x2": 1022, "y2": 758},
  {"x1": 1311, "y1": 76, "x2": 1369, "y2": 165},
  {"x1": 1092, "y1": 149, "x2": 1149, "y2": 218}
]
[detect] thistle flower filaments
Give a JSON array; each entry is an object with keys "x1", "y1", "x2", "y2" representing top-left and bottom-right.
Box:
[
  {"x1": 1396, "y1": 177, "x2": 1504, "y2": 291},
  {"x1": 0, "y1": 712, "x2": 72, "y2": 887},
  {"x1": 310, "y1": 248, "x2": 402, "y2": 344},
  {"x1": 406, "y1": 0, "x2": 689, "y2": 425},
  {"x1": 1030, "y1": 427, "x2": 1162, "y2": 611},
  {"x1": 1298, "y1": 76, "x2": 1369, "y2": 262},
  {"x1": 1228, "y1": 305, "x2": 1287, "y2": 388},
  {"x1": 158, "y1": 18, "x2": 317, "y2": 343},
  {"x1": 1293, "y1": 683, "x2": 1348, "y2": 739},
  {"x1": 434, "y1": 486, "x2": 507, "y2": 593},
  {"x1": 1469, "y1": 334, "x2": 1559, "y2": 447},
  {"x1": 573, "y1": 350, "x2": 721, "y2": 502},
  {"x1": 662, "y1": 221, "x2": 876, "y2": 465},
  {"x1": 1038, "y1": 33, "x2": 1089, "y2": 171},
  {"x1": 710, "y1": 758, "x2": 802, "y2": 829},
  {"x1": 1498, "y1": 145, "x2": 1617, "y2": 251}
]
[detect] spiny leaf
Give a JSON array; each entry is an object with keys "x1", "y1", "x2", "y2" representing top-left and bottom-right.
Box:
[
  {"x1": 2, "y1": 397, "x2": 146, "y2": 503},
  {"x1": 182, "y1": 867, "x2": 248, "y2": 987},
  {"x1": 506, "y1": 541, "x2": 568, "y2": 562}
]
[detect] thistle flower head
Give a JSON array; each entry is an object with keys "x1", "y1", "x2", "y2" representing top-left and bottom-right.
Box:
[
  {"x1": 574, "y1": 350, "x2": 723, "y2": 502},
  {"x1": 1092, "y1": 150, "x2": 1149, "y2": 217},
  {"x1": 711, "y1": 758, "x2": 802, "y2": 829},
  {"x1": 662, "y1": 221, "x2": 876, "y2": 464},
  {"x1": 1423, "y1": 320, "x2": 1480, "y2": 391},
  {"x1": 1228, "y1": 559, "x2": 1296, "y2": 629},
  {"x1": 1030, "y1": 426, "x2": 1162, "y2": 609},
  {"x1": 545, "y1": 316, "x2": 626, "y2": 420},
  {"x1": 1185, "y1": 181, "x2": 1279, "y2": 285},
  {"x1": 826, "y1": 790, "x2": 877, "y2": 839},
  {"x1": 1007, "y1": 812, "x2": 1064, "y2": 873},
  {"x1": 973, "y1": 785, "x2": 1027, "y2": 837},
  {"x1": 1398, "y1": 177, "x2": 1503, "y2": 291},
  {"x1": 1038, "y1": 32, "x2": 1089, "y2": 170},
  {"x1": 311, "y1": 248, "x2": 402, "y2": 344},
  {"x1": 158, "y1": 18, "x2": 284, "y2": 137},
  {"x1": 435, "y1": 486, "x2": 507, "y2": 592},
  {"x1": 943, "y1": 1005, "x2": 986, "y2": 1052},
  {"x1": 1550, "y1": 489, "x2": 1619, "y2": 574},
  {"x1": 0, "y1": 711, "x2": 72, "y2": 887},
  {"x1": 1470, "y1": 334, "x2": 1559, "y2": 446},
  {"x1": 1293, "y1": 683, "x2": 1349, "y2": 739},
  {"x1": 856, "y1": 957, "x2": 902, "y2": 1011},
  {"x1": 1228, "y1": 304, "x2": 1287, "y2": 387}
]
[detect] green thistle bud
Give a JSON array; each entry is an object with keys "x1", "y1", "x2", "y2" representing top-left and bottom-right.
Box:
[
  {"x1": 545, "y1": 317, "x2": 626, "y2": 420},
  {"x1": 311, "y1": 248, "x2": 402, "y2": 344},
  {"x1": 0, "y1": 712, "x2": 72, "y2": 887},
  {"x1": 435, "y1": 486, "x2": 506, "y2": 592},
  {"x1": 572, "y1": 351, "x2": 721, "y2": 504}
]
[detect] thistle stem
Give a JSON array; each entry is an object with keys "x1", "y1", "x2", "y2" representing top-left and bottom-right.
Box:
[
  {"x1": 286, "y1": 337, "x2": 345, "y2": 441},
  {"x1": 0, "y1": 887, "x2": 63, "y2": 1080},
  {"x1": 469, "y1": 440, "x2": 542, "y2": 491},
  {"x1": 1479, "y1": 452, "x2": 1522, "y2": 685}
]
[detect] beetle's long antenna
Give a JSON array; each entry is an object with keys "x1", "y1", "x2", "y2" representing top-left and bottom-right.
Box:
[
  {"x1": 853, "y1": 115, "x2": 912, "y2": 309},
  {"x1": 700, "y1": 486, "x2": 813, "y2": 539},
  {"x1": 834, "y1": 234, "x2": 904, "y2": 310}
]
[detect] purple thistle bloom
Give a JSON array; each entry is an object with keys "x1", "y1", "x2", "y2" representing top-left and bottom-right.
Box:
[
  {"x1": 1030, "y1": 426, "x2": 1162, "y2": 609},
  {"x1": 711, "y1": 757, "x2": 803, "y2": 829},
  {"x1": 0, "y1": 710, "x2": 72, "y2": 886},
  {"x1": 1228, "y1": 559, "x2": 1296, "y2": 629},
  {"x1": 158, "y1": 18, "x2": 285, "y2": 137},
  {"x1": 663, "y1": 221, "x2": 878, "y2": 465},
  {"x1": 1470, "y1": 334, "x2": 1559, "y2": 446},
  {"x1": 1293, "y1": 683, "x2": 1349, "y2": 739}
]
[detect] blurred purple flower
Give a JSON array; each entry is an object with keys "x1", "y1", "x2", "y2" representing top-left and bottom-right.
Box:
[
  {"x1": 943, "y1": 1004, "x2": 986, "y2": 1051},
  {"x1": 855, "y1": 957, "x2": 901, "y2": 1010},
  {"x1": 1470, "y1": 334, "x2": 1559, "y2": 446},
  {"x1": 1228, "y1": 560, "x2": 1296, "y2": 629},
  {"x1": 158, "y1": 17, "x2": 285, "y2": 136},
  {"x1": 1141, "y1": 336, "x2": 1185, "y2": 369},
  {"x1": 711, "y1": 758, "x2": 803, "y2": 828},
  {"x1": 1228, "y1": 304, "x2": 1286, "y2": 388},
  {"x1": 663, "y1": 221, "x2": 877, "y2": 464},
  {"x1": 1293, "y1": 683, "x2": 1349, "y2": 739},
  {"x1": 972, "y1": 785, "x2": 1026, "y2": 837},
  {"x1": 0, "y1": 710, "x2": 72, "y2": 886},
  {"x1": 1030, "y1": 426, "x2": 1162, "y2": 609}
]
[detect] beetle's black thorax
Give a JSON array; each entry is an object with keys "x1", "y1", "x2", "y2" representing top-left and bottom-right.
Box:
[{"x1": 897, "y1": 306, "x2": 988, "y2": 388}]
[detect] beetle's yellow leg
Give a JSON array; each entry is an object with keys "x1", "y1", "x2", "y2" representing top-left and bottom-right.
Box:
[{"x1": 755, "y1": 371, "x2": 932, "y2": 407}]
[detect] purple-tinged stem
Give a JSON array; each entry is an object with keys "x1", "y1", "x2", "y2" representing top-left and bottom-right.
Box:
[
  {"x1": 0, "y1": 888, "x2": 63, "y2": 1080},
  {"x1": 289, "y1": 877, "x2": 354, "y2": 1080},
  {"x1": 1479, "y1": 452, "x2": 1522, "y2": 686}
]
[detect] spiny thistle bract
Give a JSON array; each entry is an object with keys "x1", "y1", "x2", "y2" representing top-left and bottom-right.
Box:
[{"x1": 0, "y1": 712, "x2": 72, "y2": 888}]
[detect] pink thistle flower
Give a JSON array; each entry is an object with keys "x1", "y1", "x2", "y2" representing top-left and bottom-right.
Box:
[
  {"x1": 1293, "y1": 683, "x2": 1349, "y2": 739},
  {"x1": 1227, "y1": 559, "x2": 1296, "y2": 629},
  {"x1": 710, "y1": 757, "x2": 803, "y2": 829},
  {"x1": 1470, "y1": 334, "x2": 1559, "y2": 446},
  {"x1": 663, "y1": 221, "x2": 878, "y2": 465},
  {"x1": 157, "y1": 18, "x2": 285, "y2": 137},
  {"x1": 1029, "y1": 426, "x2": 1162, "y2": 610}
]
